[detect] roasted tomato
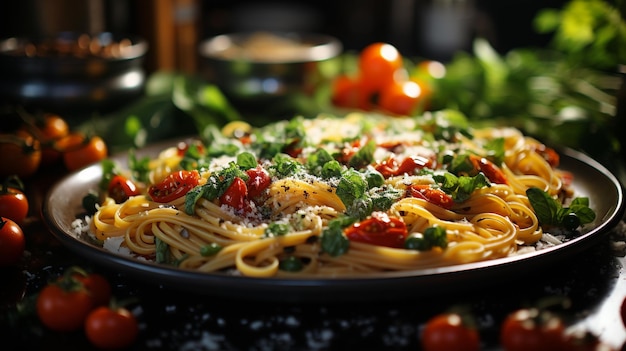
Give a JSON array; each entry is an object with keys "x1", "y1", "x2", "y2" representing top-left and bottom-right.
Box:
[
  {"x1": 470, "y1": 155, "x2": 508, "y2": 185},
  {"x1": 408, "y1": 184, "x2": 454, "y2": 210},
  {"x1": 375, "y1": 155, "x2": 433, "y2": 178},
  {"x1": 0, "y1": 176, "x2": 29, "y2": 225},
  {"x1": 148, "y1": 170, "x2": 200, "y2": 203},
  {"x1": 245, "y1": 166, "x2": 271, "y2": 199},
  {"x1": 219, "y1": 177, "x2": 249, "y2": 211},
  {"x1": 421, "y1": 312, "x2": 481, "y2": 351},
  {"x1": 344, "y1": 211, "x2": 407, "y2": 248},
  {"x1": 0, "y1": 217, "x2": 25, "y2": 267},
  {"x1": 108, "y1": 175, "x2": 140, "y2": 203}
]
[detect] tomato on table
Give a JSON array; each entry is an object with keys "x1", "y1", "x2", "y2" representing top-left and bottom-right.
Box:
[
  {"x1": 500, "y1": 308, "x2": 568, "y2": 351},
  {"x1": 34, "y1": 113, "x2": 70, "y2": 166},
  {"x1": 344, "y1": 211, "x2": 407, "y2": 248},
  {"x1": 36, "y1": 279, "x2": 94, "y2": 332},
  {"x1": 0, "y1": 129, "x2": 42, "y2": 178},
  {"x1": 0, "y1": 175, "x2": 29, "y2": 225},
  {"x1": 421, "y1": 312, "x2": 481, "y2": 351},
  {"x1": 72, "y1": 271, "x2": 112, "y2": 307},
  {"x1": 57, "y1": 132, "x2": 108, "y2": 172},
  {"x1": 0, "y1": 217, "x2": 25, "y2": 267},
  {"x1": 108, "y1": 175, "x2": 141, "y2": 203},
  {"x1": 148, "y1": 170, "x2": 200, "y2": 203},
  {"x1": 85, "y1": 305, "x2": 139, "y2": 349}
]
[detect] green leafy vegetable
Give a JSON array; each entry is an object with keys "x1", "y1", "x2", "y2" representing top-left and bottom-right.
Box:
[
  {"x1": 526, "y1": 187, "x2": 596, "y2": 230},
  {"x1": 405, "y1": 226, "x2": 448, "y2": 251}
]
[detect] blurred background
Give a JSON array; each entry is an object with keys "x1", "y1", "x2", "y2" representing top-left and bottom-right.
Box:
[{"x1": 0, "y1": 0, "x2": 571, "y2": 74}]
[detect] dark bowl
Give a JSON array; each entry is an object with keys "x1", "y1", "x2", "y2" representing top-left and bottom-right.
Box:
[
  {"x1": 198, "y1": 32, "x2": 342, "y2": 112},
  {"x1": 0, "y1": 32, "x2": 148, "y2": 113}
]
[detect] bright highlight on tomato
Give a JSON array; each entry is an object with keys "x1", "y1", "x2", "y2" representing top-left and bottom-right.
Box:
[{"x1": 331, "y1": 42, "x2": 436, "y2": 116}]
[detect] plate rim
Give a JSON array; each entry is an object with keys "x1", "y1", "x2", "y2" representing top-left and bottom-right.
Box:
[{"x1": 42, "y1": 141, "x2": 626, "y2": 301}]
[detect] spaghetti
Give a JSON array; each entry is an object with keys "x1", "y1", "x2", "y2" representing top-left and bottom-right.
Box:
[{"x1": 88, "y1": 111, "x2": 591, "y2": 278}]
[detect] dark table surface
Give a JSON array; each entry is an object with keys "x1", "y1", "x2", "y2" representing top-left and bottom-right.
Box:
[{"x1": 1, "y1": 163, "x2": 626, "y2": 351}]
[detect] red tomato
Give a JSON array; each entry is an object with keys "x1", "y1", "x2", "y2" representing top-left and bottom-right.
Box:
[
  {"x1": 331, "y1": 74, "x2": 373, "y2": 110},
  {"x1": 0, "y1": 129, "x2": 42, "y2": 178},
  {"x1": 36, "y1": 282, "x2": 94, "y2": 332},
  {"x1": 375, "y1": 155, "x2": 433, "y2": 178},
  {"x1": 108, "y1": 175, "x2": 141, "y2": 203},
  {"x1": 148, "y1": 170, "x2": 200, "y2": 203},
  {"x1": 35, "y1": 113, "x2": 70, "y2": 166},
  {"x1": 176, "y1": 139, "x2": 206, "y2": 157},
  {"x1": 500, "y1": 308, "x2": 567, "y2": 351},
  {"x1": 0, "y1": 217, "x2": 25, "y2": 267},
  {"x1": 245, "y1": 166, "x2": 271, "y2": 198},
  {"x1": 531, "y1": 143, "x2": 560, "y2": 168},
  {"x1": 408, "y1": 184, "x2": 454, "y2": 210},
  {"x1": 57, "y1": 133, "x2": 108, "y2": 172},
  {"x1": 73, "y1": 272, "x2": 112, "y2": 307},
  {"x1": 358, "y1": 42, "x2": 404, "y2": 92},
  {"x1": 470, "y1": 155, "x2": 508, "y2": 185},
  {"x1": 378, "y1": 79, "x2": 428, "y2": 116},
  {"x1": 219, "y1": 177, "x2": 249, "y2": 211},
  {"x1": 0, "y1": 178, "x2": 29, "y2": 225},
  {"x1": 85, "y1": 306, "x2": 139, "y2": 349},
  {"x1": 344, "y1": 211, "x2": 407, "y2": 248},
  {"x1": 421, "y1": 313, "x2": 481, "y2": 351}
]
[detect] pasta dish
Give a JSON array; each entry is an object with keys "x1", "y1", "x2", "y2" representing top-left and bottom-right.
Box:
[{"x1": 84, "y1": 111, "x2": 595, "y2": 278}]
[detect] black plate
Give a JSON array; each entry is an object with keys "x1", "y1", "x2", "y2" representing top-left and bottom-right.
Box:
[{"x1": 42, "y1": 141, "x2": 625, "y2": 302}]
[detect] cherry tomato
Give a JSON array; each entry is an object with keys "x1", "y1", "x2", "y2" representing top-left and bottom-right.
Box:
[
  {"x1": 378, "y1": 79, "x2": 428, "y2": 116},
  {"x1": 35, "y1": 113, "x2": 70, "y2": 166},
  {"x1": 0, "y1": 176, "x2": 29, "y2": 225},
  {"x1": 358, "y1": 42, "x2": 404, "y2": 92},
  {"x1": 530, "y1": 143, "x2": 560, "y2": 168},
  {"x1": 36, "y1": 280, "x2": 94, "y2": 332},
  {"x1": 470, "y1": 155, "x2": 508, "y2": 185},
  {"x1": 219, "y1": 177, "x2": 249, "y2": 211},
  {"x1": 0, "y1": 129, "x2": 42, "y2": 178},
  {"x1": 408, "y1": 184, "x2": 454, "y2": 210},
  {"x1": 344, "y1": 211, "x2": 407, "y2": 248},
  {"x1": 375, "y1": 155, "x2": 433, "y2": 178},
  {"x1": 0, "y1": 217, "x2": 25, "y2": 267},
  {"x1": 57, "y1": 133, "x2": 108, "y2": 172},
  {"x1": 108, "y1": 175, "x2": 141, "y2": 203},
  {"x1": 73, "y1": 272, "x2": 112, "y2": 307},
  {"x1": 85, "y1": 305, "x2": 139, "y2": 350},
  {"x1": 500, "y1": 308, "x2": 567, "y2": 351},
  {"x1": 245, "y1": 166, "x2": 271, "y2": 199},
  {"x1": 331, "y1": 74, "x2": 373, "y2": 110},
  {"x1": 148, "y1": 170, "x2": 200, "y2": 203},
  {"x1": 421, "y1": 312, "x2": 481, "y2": 351}
]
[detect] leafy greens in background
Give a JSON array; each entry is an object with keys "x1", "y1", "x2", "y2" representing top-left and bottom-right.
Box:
[{"x1": 82, "y1": 0, "x2": 624, "y2": 175}]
